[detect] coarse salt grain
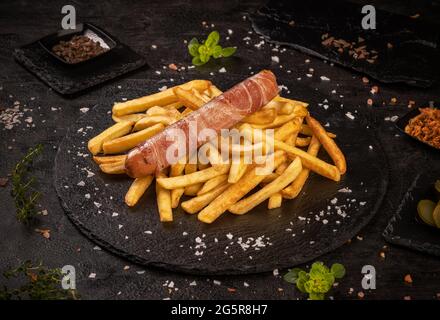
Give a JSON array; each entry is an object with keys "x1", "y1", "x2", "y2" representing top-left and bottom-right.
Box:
[{"x1": 345, "y1": 112, "x2": 355, "y2": 120}]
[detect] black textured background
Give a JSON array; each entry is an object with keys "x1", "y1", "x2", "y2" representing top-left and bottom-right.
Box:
[{"x1": 0, "y1": 0, "x2": 440, "y2": 299}]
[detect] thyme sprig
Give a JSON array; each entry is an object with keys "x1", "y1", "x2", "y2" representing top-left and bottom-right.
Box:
[
  {"x1": 11, "y1": 144, "x2": 43, "y2": 224},
  {"x1": 0, "y1": 261, "x2": 79, "y2": 300}
]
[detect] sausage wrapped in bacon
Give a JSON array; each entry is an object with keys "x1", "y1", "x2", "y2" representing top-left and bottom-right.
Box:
[{"x1": 125, "y1": 70, "x2": 279, "y2": 178}]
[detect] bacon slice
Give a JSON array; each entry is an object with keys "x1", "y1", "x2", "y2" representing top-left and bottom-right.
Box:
[{"x1": 125, "y1": 70, "x2": 279, "y2": 178}]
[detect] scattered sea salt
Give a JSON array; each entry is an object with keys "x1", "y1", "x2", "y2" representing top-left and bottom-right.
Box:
[{"x1": 345, "y1": 112, "x2": 355, "y2": 120}]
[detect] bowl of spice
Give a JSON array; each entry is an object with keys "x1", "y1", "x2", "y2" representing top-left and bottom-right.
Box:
[
  {"x1": 396, "y1": 105, "x2": 440, "y2": 150},
  {"x1": 39, "y1": 23, "x2": 117, "y2": 65}
]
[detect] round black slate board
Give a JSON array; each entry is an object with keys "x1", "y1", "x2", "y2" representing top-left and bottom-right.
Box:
[{"x1": 54, "y1": 80, "x2": 389, "y2": 275}]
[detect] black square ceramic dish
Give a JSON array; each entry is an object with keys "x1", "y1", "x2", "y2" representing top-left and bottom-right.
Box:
[
  {"x1": 14, "y1": 23, "x2": 146, "y2": 95},
  {"x1": 395, "y1": 105, "x2": 439, "y2": 150},
  {"x1": 38, "y1": 23, "x2": 117, "y2": 65},
  {"x1": 383, "y1": 171, "x2": 440, "y2": 257}
]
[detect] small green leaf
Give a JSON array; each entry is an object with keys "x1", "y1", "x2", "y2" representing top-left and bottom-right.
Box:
[
  {"x1": 296, "y1": 278, "x2": 307, "y2": 293},
  {"x1": 189, "y1": 37, "x2": 199, "y2": 46},
  {"x1": 192, "y1": 56, "x2": 204, "y2": 66},
  {"x1": 283, "y1": 268, "x2": 302, "y2": 284},
  {"x1": 212, "y1": 45, "x2": 223, "y2": 58},
  {"x1": 310, "y1": 261, "x2": 329, "y2": 276},
  {"x1": 298, "y1": 270, "x2": 309, "y2": 281},
  {"x1": 309, "y1": 292, "x2": 325, "y2": 300},
  {"x1": 331, "y1": 263, "x2": 346, "y2": 279},
  {"x1": 205, "y1": 31, "x2": 220, "y2": 48},
  {"x1": 188, "y1": 43, "x2": 200, "y2": 57},
  {"x1": 198, "y1": 45, "x2": 209, "y2": 55},
  {"x1": 323, "y1": 273, "x2": 335, "y2": 288},
  {"x1": 199, "y1": 53, "x2": 210, "y2": 64},
  {"x1": 221, "y1": 47, "x2": 236, "y2": 57}
]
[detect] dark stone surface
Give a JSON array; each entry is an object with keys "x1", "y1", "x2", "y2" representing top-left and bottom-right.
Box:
[
  {"x1": 54, "y1": 82, "x2": 388, "y2": 275},
  {"x1": 0, "y1": 0, "x2": 440, "y2": 299},
  {"x1": 250, "y1": 0, "x2": 440, "y2": 87}
]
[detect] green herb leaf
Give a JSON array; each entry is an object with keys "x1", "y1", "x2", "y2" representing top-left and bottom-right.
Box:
[
  {"x1": 212, "y1": 45, "x2": 223, "y2": 58},
  {"x1": 199, "y1": 53, "x2": 210, "y2": 64},
  {"x1": 283, "y1": 261, "x2": 345, "y2": 300},
  {"x1": 309, "y1": 292, "x2": 325, "y2": 300},
  {"x1": 0, "y1": 261, "x2": 80, "y2": 300},
  {"x1": 296, "y1": 277, "x2": 307, "y2": 293},
  {"x1": 12, "y1": 144, "x2": 43, "y2": 225},
  {"x1": 187, "y1": 31, "x2": 236, "y2": 66},
  {"x1": 221, "y1": 47, "x2": 237, "y2": 57},
  {"x1": 188, "y1": 42, "x2": 200, "y2": 57},
  {"x1": 192, "y1": 56, "x2": 204, "y2": 66},
  {"x1": 189, "y1": 37, "x2": 199, "y2": 46},
  {"x1": 331, "y1": 263, "x2": 346, "y2": 279},
  {"x1": 283, "y1": 268, "x2": 302, "y2": 284},
  {"x1": 205, "y1": 31, "x2": 220, "y2": 48}
]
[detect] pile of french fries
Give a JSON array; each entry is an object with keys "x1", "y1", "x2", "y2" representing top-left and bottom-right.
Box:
[{"x1": 87, "y1": 79, "x2": 346, "y2": 224}]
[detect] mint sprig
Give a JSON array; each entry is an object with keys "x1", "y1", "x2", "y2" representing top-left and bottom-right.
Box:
[
  {"x1": 283, "y1": 262, "x2": 345, "y2": 300},
  {"x1": 188, "y1": 31, "x2": 236, "y2": 66}
]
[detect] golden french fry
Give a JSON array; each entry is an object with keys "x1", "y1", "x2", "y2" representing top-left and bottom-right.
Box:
[
  {"x1": 295, "y1": 136, "x2": 311, "y2": 147},
  {"x1": 242, "y1": 108, "x2": 277, "y2": 125},
  {"x1": 146, "y1": 106, "x2": 171, "y2": 116},
  {"x1": 181, "y1": 183, "x2": 229, "y2": 214},
  {"x1": 133, "y1": 116, "x2": 176, "y2": 131},
  {"x1": 274, "y1": 139, "x2": 340, "y2": 181},
  {"x1": 174, "y1": 87, "x2": 206, "y2": 110},
  {"x1": 275, "y1": 160, "x2": 289, "y2": 175},
  {"x1": 228, "y1": 156, "x2": 248, "y2": 183},
  {"x1": 285, "y1": 117, "x2": 304, "y2": 146},
  {"x1": 279, "y1": 103, "x2": 294, "y2": 115},
  {"x1": 125, "y1": 176, "x2": 154, "y2": 206},
  {"x1": 163, "y1": 101, "x2": 184, "y2": 109},
  {"x1": 181, "y1": 107, "x2": 193, "y2": 116},
  {"x1": 102, "y1": 123, "x2": 164, "y2": 154},
  {"x1": 156, "y1": 172, "x2": 173, "y2": 222},
  {"x1": 171, "y1": 188, "x2": 185, "y2": 208},
  {"x1": 191, "y1": 88, "x2": 211, "y2": 103},
  {"x1": 241, "y1": 121, "x2": 295, "y2": 146},
  {"x1": 170, "y1": 162, "x2": 186, "y2": 176},
  {"x1": 229, "y1": 157, "x2": 302, "y2": 215},
  {"x1": 250, "y1": 106, "x2": 308, "y2": 129},
  {"x1": 274, "y1": 96, "x2": 309, "y2": 108},
  {"x1": 197, "y1": 151, "x2": 286, "y2": 223},
  {"x1": 169, "y1": 162, "x2": 186, "y2": 208},
  {"x1": 282, "y1": 136, "x2": 321, "y2": 199},
  {"x1": 301, "y1": 124, "x2": 336, "y2": 138},
  {"x1": 93, "y1": 155, "x2": 127, "y2": 164},
  {"x1": 198, "y1": 162, "x2": 211, "y2": 171},
  {"x1": 88, "y1": 121, "x2": 134, "y2": 155},
  {"x1": 146, "y1": 106, "x2": 182, "y2": 120},
  {"x1": 183, "y1": 163, "x2": 203, "y2": 196},
  {"x1": 112, "y1": 80, "x2": 211, "y2": 116},
  {"x1": 208, "y1": 85, "x2": 223, "y2": 98},
  {"x1": 306, "y1": 115, "x2": 346, "y2": 174},
  {"x1": 268, "y1": 193, "x2": 282, "y2": 209},
  {"x1": 99, "y1": 161, "x2": 126, "y2": 174},
  {"x1": 261, "y1": 172, "x2": 280, "y2": 184},
  {"x1": 112, "y1": 113, "x2": 147, "y2": 123},
  {"x1": 198, "y1": 174, "x2": 229, "y2": 195},
  {"x1": 157, "y1": 165, "x2": 230, "y2": 190}
]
